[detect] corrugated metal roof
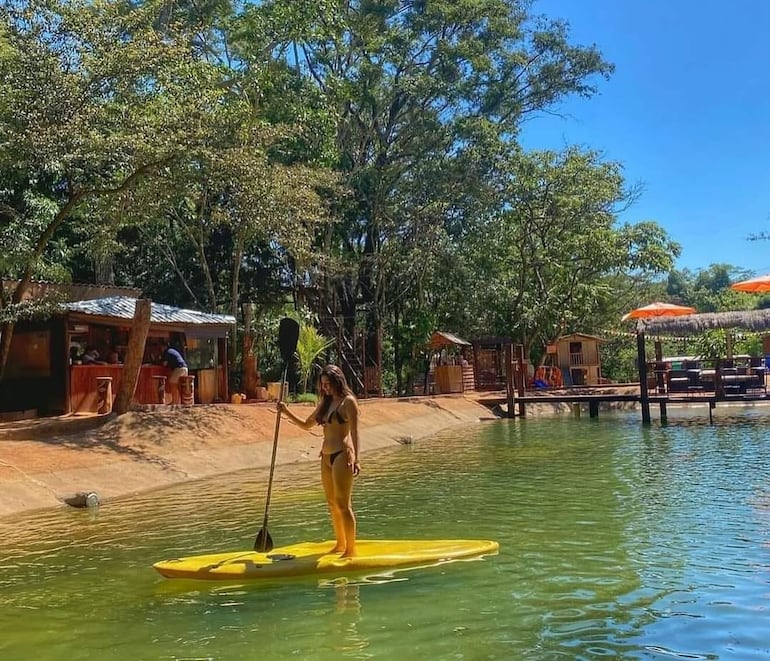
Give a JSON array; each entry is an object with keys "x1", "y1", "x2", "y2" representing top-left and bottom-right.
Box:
[{"x1": 63, "y1": 296, "x2": 236, "y2": 326}]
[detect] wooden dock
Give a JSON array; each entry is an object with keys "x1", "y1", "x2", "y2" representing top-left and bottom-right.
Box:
[{"x1": 479, "y1": 388, "x2": 770, "y2": 424}]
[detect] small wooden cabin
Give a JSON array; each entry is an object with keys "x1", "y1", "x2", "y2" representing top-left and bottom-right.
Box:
[
  {"x1": 1, "y1": 296, "x2": 235, "y2": 416},
  {"x1": 554, "y1": 333, "x2": 605, "y2": 386}
]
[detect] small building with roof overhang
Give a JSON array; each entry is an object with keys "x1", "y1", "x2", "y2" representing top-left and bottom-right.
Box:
[
  {"x1": 427, "y1": 331, "x2": 475, "y2": 393},
  {"x1": 1, "y1": 296, "x2": 235, "y2": 416},
  {"x1": 553, "y1": 333, "x2": 605, "y2": 386}
]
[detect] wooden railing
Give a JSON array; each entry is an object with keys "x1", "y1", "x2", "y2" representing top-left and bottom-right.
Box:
[{"x1": 570, "y1": 351, "x2": 599, "y2": 366}]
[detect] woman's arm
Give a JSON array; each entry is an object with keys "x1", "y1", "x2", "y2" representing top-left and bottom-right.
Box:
[
  {"x1": 346, "y1": 396, "x2": 361, "y2": 475},
  {"x1": 277, "y1": 401, "x2": 320, "y2": 430}
]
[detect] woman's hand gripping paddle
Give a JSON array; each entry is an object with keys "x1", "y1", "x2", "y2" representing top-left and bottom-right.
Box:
[{"x1": 254, "y1": 317, "x2": 300, "y2": 552}]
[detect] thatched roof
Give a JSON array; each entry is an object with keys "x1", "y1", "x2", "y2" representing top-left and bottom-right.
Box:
[{"x1": 638, "y1": 309, "x2": 770, "y2": 335}]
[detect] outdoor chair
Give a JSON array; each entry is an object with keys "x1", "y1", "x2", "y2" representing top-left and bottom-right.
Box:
[{"x1": 667, "y1": 369, "x2": 690, "y2": 393}]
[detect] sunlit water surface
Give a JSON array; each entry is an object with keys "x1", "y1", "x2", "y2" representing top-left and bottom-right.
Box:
[{"x1": 2, "y1": 406, "x2": 770, "y2": 660}]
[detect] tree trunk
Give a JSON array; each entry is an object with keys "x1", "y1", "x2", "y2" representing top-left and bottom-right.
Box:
[
  {"x1": 242, "y1": 302, "x2": 258, "y2": 398},
  {"x1": 0, "y1": 321, "x2": 14, "y2": 381},
  {"x1": 393, "y1": 302, "x2": 403, "y2": 395},
  {"x1": 228, "y1": 240, "x2": 244, "y2": 373},
  {"x1": 114, "y1": 299, "x2": 152, "y2": 414}
]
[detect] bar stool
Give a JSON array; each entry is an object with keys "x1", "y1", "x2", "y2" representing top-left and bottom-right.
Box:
[
  {"x1": 95, "y1": 376, "x2": 113, "y2": 414},
  {"x1": 152, "y1": 375, "x2": 167, "y2": 404},
  {"x1": 179, "y1": 375, "x2": 195, "y2": 406}
]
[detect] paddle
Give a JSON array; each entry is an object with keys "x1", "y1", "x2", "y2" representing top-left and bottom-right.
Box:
[{"x1": 254, "y1": 317, "x2": 300, "y2": 552}]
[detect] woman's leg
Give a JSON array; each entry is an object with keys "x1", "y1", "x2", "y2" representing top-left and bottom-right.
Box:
[
  {"x1": 330, "y1": 454, "x2": 356, "y2": 557},
  {"x1": 321, "y1": 457, "x2": 345, "y2": 552}
]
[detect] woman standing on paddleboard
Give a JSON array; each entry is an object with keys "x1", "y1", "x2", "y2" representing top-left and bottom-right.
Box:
[{"x1": 278, "y1": 364, "x2": 361, "y2": 557}]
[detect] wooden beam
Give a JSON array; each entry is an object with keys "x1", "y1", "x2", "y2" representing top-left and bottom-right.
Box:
[
  {"x1": 505, "y1": 344, "x2": 515, "y2": 418},
  {"x1": 636, "y1": 330, "x2": 651, "y2": 425}
]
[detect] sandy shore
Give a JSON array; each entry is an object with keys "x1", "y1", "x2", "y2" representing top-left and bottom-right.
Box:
[{"x1": 0, "y1": 394, "x2": 502, "y2": 519}]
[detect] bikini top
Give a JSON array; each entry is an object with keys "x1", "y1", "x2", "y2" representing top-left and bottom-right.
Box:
[{"x1": 324, "y1": 398, "x2": 347, "y2": 425}]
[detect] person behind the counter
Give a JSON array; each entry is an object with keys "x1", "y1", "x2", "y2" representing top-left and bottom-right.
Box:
[
  {"x1": 158, "y1": 339, "x2": 188, "y2": 405},
  {"x1": 82, "y1": 346, "x2": 106, "y2": 365}
]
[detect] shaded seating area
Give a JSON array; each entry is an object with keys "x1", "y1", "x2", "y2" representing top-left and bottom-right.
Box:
[
  {"x1": 660, "y1": 356, "x2": 766, "y2": 396},
  {"x1": 717, "y1": 356, "x2": 767, "y2": 396},
  {"x1": 636, "y1": 309, "x2": 770, "y2": 411}
]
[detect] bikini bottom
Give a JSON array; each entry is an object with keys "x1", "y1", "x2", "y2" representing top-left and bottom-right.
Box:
[{"x1": 324, "y1": 450, "x2": 344, "y2": 466}]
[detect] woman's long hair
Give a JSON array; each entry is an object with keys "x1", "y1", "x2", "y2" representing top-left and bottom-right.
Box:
[{"x1": 315, "y1": 364, "x2": 355, "y2": 424}]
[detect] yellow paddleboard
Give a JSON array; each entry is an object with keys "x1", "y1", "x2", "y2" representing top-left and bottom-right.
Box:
[{"x1": 153, "y1": 539, "x2": 499, "y2": 580}]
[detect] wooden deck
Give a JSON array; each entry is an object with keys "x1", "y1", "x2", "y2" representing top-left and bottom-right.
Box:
[{"x1": 477, "y1": 387, "x2": 770, "y2": 423}]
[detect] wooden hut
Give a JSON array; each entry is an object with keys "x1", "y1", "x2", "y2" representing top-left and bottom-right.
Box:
[
  {"x1": 1, "y1": 296, "x2": 235, "y2": 417},
  {"x1": 553, "y1": 333, "x2": 605, "y2": 386},
  {"x1": 428, "y1": 331, "x2": 475, "y2": 393}
]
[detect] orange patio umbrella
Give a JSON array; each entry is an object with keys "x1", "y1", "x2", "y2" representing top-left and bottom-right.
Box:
[
  {"x1": 730, "y1": 274, "x2": 770, "y2": 293},
  {"x1": 621, "y1": 301, "x2": 696, "y2": 322}
]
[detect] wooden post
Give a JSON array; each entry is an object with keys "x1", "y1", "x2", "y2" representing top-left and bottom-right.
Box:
[
  {"x1": 589, "y1": 400, "x2": 599, "y2": 418},
  {"x1": 219, "y1": 337, "x2": 228, "y2": 402},
  {"x1": 654, "y1": 339, "x2": 667, "y2": 422},
  {"x1": 505, "y1": 344, "x2": 515, "y2": 418},
  {"x1": 715, "y1": 362, "x2": 724, "y2": 398},
  {"x1": 114, "y1": 298, "x2": 152, "y2": 415},
  {"x1": 515, "y1": 344, "x2": 526, "y2": 418},
  {"x1": 636, "y1": 329, "x2": 651, "y2": 425}
]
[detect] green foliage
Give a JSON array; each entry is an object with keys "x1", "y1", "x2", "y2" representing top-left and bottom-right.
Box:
[
  {"x1": 290, "y1": 392, "x2": 318, "y2": 404},
  {"x1": 240, "y1": 0, "x2": 616, "y2": 353},
  {"x1": 600, "y1": 337, "x2": 638, "y2": 384},
  {"x1": 295, "y1": 323, "x2": 334, "y2": 393},
  {"x1": 0, "y1": 0, "x2": 706, "y2": 389},
  {"x1": 666, "y1": 264, "x2": 754, "y2": 313},
  {"x1": 457, "y1": 147, "x2": 680, "y2": 353},
  {"x1": 0, "y1": 293, "x2": 65, "y2": 324}
]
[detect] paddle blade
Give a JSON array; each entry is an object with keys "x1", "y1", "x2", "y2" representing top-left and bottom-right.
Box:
[
  {"x1": 278, "y1": 317, "x2": 300, "y2": 364},
  {"x1": 254, "y1": 528, "x2": 273, "y2": 552}
]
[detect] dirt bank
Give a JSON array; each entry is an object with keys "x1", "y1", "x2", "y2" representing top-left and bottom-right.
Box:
[
  {"x1": 0, "y1": 387, "x2": 644, "y2": 520},
  {"x1": 0, "y1": 395, "x2": 498, "y2": 519}
]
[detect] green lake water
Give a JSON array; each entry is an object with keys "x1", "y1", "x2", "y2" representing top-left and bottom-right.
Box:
[{"x1": 2, "y1": 406, "x2": 770, "y2": 660}]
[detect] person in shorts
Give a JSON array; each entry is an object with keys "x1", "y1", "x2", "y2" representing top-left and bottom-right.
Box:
[{"x1": 159, "y1": 339, "x2": 188, "y2": 404}]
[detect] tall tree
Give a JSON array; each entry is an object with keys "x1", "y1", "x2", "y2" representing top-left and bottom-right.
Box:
[
  {"x1": 0, "y1": 0, "x2": 237, "y2": 376},
  {"x1": 240, "y1": 0, "x2": 615, "y2": 351},
  {"x1": 453, "y1": 148, "x2": 681, "y2": 356}
]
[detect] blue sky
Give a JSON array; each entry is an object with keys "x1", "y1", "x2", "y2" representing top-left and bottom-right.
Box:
[{"x1": 519, "y1": 0, "x2": 770, "y2": 275}]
